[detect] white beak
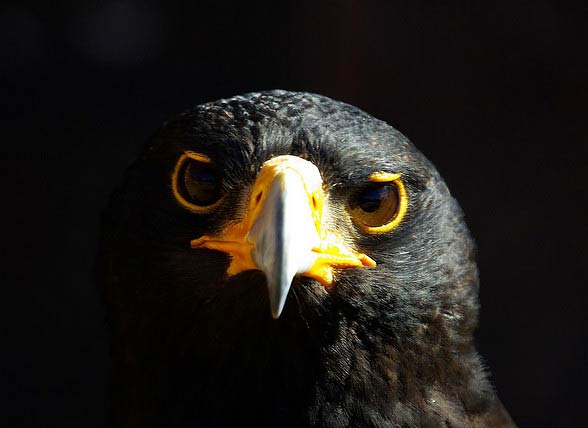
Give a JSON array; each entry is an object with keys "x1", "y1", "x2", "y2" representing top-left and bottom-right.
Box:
[{"x1": 247, "y1": 167, "x2": 321, "y2": 318}]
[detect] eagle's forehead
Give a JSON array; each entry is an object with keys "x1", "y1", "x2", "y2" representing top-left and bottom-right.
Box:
[
  {"x1": 160, "y1": 91, "x2": 428, "y2": 181},
  {"x1": 200, "y1": 90, "x2": 351, "y2": 119}
]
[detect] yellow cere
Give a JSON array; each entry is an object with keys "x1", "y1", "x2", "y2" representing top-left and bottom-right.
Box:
[{"x1": 252, "y1": 156, "x2": 325, "y2": 236}]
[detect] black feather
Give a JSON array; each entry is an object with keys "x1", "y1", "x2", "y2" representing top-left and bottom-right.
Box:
[{"x1": 98, "y1": 90, "x2": 515, "y2": 427}]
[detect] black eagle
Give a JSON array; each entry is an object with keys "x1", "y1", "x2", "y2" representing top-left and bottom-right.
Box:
[{"x1": 98, "y1": 90, "x2": 516, "y2": 427}]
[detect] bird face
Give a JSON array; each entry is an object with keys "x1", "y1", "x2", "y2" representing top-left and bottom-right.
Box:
[
  {"x1": 99, "y1": 92, "x2": 515, "y2": 427},
  {"x1": 103, "y1": 91, "x2": 477, "y2": 333}
]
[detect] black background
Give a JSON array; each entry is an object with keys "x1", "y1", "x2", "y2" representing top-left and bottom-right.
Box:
[{"x1": 2, "y1": 1, "x2": 586, "y2": 427}]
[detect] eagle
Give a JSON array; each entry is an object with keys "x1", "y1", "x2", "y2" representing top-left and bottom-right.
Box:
[{"x1": 98, "y1": 90, "x2": 516, "y2": 427}]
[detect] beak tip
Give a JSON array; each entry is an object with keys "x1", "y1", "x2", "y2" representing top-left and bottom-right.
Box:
[
  {"x1": 267, "y1": 280, "x2": 289, "y2": 320},
  {"x1": 269, "y1": 292, "x2": 286, "y2": 319}
]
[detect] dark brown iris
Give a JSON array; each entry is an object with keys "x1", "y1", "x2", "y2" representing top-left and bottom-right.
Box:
[
  {"x1": 349, "y1": 183, "x2": 400, "y2": 227},
  {"x1": 179, "y1": 159, "x2": 222, "y2": 207}
]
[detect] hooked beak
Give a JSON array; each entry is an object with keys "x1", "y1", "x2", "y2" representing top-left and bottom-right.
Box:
[{"x1": 191, "y1": 155, "x2": 375, "y2": 318}]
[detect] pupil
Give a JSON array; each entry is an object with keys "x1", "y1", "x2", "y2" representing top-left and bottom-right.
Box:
[
  {"x1": 189, "y1": 166, "x2": 217, "y2": 183},
  {"x1": 182, "y1": 161, "x2": 221, "y2": 206},
  {"x1": 359, "y1": 186, "x2": 388, "y2": 213}
]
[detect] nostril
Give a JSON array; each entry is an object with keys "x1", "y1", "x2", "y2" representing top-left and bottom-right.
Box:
[
  {"x1": 312, "y1": 195, "x2": 318, "y2": 210},
  {"x1": 255, "y1": 191, "x2": 263, "y2": 206}
]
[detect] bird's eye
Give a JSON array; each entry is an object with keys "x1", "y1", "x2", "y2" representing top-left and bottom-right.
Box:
[
  {"x1": 180, "y1": 161, "x2": 221, "y2": 205},
  {"x1": 348, "y1": 173, "x2": 407, "y2": 233},
  {"x1": 172, "y1": 151, "x2": 224, "y2": 212}
]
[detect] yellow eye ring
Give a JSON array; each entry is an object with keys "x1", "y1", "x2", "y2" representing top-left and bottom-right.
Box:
[
  {"x1": 171, "y1": 151, "x2": 225, "y2": 213},
  {"x1": 348, "y1": 171, "x2": 408, "y2": 234}
]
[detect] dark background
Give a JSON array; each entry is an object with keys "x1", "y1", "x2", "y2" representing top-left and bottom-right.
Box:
[{"x1": 2, "y1": 1, "x2": 586, "y2": 427}]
